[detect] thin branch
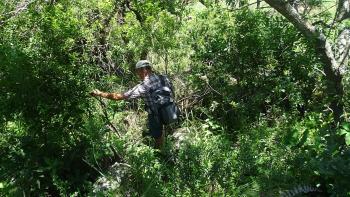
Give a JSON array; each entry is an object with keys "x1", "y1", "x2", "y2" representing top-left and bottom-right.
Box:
[
  {"x1": 312, "y1": 20, "x2": 332, "y2": 28},
  {"x1": 109, "y1": 145, "x2": 123, "y2": 163},
  {"x1": 95, "y1": 97, "x2": 121, "y2": 137},
  {"x1": 310, "y1": 3, "x2": 337, "y2": 18},
  {"x1": 228, "y1": 1, "x2": 261, "y2": 11},
  {"x1": 0, "y1": 0, "x2": 36, "y2": 27},
  {"x1": 314, "y1": 66, "x2": 326, "y2": 76},
  {"x1": 177, "y1": 90, "x2": 202, "y2": 103},
  {"x1": 82, "y1": 158, "x2": 106, "y2": 177},
  {"x1": 207, "y1": 83, "x2": 223, "y2": 96}
]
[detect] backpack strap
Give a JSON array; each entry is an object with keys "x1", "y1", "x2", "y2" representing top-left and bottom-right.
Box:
[
  {"x1": 149, "y1": 74, "x2": 172, "y2": 94},
  {"x1": 160, "y1": 74, "x2": 175, "y2": 97},
  {"x1": 159, "y1": 75, "x2": 166, "y2": 87}
]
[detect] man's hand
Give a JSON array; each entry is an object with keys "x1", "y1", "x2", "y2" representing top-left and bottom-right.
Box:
[
  {"x1": 90, "y1": 89, "x2": 125, "y2": 100},
  {"x1": 90, "y1": 89, "x2": 102, "y2": 97}
]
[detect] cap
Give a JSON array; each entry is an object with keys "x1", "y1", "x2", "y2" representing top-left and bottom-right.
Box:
[{"x1": 135, "y1": 60, "x2": 152, "y2": 69}]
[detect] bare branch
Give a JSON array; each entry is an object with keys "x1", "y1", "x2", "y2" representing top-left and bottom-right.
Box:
[
  {"x1": 0, "y1": 0, "x2": 36, "y2": 27},
  {"x1": 311, "y1": 3, "x2": 337, "y2": 18},
  {"x1": 312, "y1": 20, "x2": 332, "y2": 28},
  {"x1": 178, "y1": 88, "x2": 211, "y2": 111}
]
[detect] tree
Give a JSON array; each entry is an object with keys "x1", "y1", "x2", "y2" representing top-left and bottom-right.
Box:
[{"x1": 264, "y1": 0, "x2": 349, "y2": 125}]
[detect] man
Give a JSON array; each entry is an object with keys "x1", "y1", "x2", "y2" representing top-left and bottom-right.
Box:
[{"x1": 90, "y1": 60, "x2": 167, "y2": 149}]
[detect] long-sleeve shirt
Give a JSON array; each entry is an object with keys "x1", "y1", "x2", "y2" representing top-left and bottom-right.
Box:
[{"x1": 123, "y1": 73, "x2": 163, "y2": 113}]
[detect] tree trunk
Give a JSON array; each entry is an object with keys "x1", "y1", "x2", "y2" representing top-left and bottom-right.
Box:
[
  {"x1": 92, "y1": 0, "x2": 125, "y2": 76},
  {"x1": 335, "y1": 0, "x2": 350, "y2": 22}
]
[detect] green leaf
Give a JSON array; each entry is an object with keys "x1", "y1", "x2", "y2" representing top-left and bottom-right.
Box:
[
  {"x1": 339, "y1": 130, "x2": 348, "y2": 135},
  {"x1": 345, "y1": 133, "x2": 350, "y2": 146}
]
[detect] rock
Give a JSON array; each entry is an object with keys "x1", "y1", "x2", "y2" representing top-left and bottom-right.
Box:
[{"x1": 92, "y1": 162, "x2": 130, "y2": 195}]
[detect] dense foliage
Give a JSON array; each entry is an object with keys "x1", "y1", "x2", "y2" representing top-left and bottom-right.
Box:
[{"x1": 0, "y1": 0, "x2": 349, "y2": 196}]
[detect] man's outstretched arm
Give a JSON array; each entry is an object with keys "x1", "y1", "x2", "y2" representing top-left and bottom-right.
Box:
[{"x1": 90, "y1": 89, "x2": 126, "y2": 100}]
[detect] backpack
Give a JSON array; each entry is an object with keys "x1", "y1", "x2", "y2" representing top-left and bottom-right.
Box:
[{"x1": 150, "y1": 75, "x2": 180, "y2": 125}]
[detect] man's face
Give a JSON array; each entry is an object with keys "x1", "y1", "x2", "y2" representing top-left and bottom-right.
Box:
[{"x1": 136, "y1": 68, "x2": 147, "y2": 80}]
